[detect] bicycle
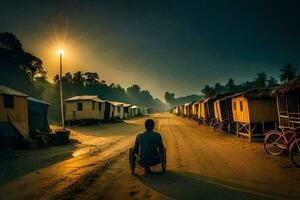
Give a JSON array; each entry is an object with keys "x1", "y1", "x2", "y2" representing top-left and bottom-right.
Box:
[{"x1": 264, "y1": 127, "x2": 300, "y2": 167}]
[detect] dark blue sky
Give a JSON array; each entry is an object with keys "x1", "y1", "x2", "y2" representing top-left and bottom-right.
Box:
[{"x1": 1, "y1": 0, "x2": 299, "y2": 99}]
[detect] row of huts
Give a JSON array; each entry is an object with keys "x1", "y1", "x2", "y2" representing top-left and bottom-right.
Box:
[
  {"x1": 64, "y1": 95, "x2": 150, "y2": 122},
  {"x1": 171, "y1": 76, "x2": 300, "y2": 142},
  {"x1": 0, "y1": 85, "x2": 150, "y2": 148}
]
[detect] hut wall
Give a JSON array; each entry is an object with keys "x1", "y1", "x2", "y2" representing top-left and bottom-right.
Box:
[
  {"x1": 214, "y1": 100, "x2": 222, "y2": 121},
  {"x1": 232, "y1": 96, "x2": 250, "y2": 123},
  {"x1": 248, "y1": 99, "x2": 277, "y2": 123},
  {"x1": 99, "y1": 102, "x2": 105, "y2": 120},
  {"x1": 112, "y1": 105, "x2": 124, "y2": 119},
  {"x1": 205, "y1": 102, "x2": 215, "y2": 119},
  {"x1": 220, "y1": 99, "x2": 231, "y2": 122},
  {"x1": 65, "y1": 100, "x2": 101, "y2": 120},
  {"x1": 0, "y1": 95, "x2": 29, "y2": 137},
  {"x1": 200, "y1": 103, "x2": 205, "y2": 118}
]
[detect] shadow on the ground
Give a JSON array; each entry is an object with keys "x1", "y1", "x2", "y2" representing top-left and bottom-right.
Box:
[
  {"x1": 0, "y1": 144, "x2": 75, "y2": 186},
  {"x1": 136, "y1": 171, "x2": 294, "y2": 200}
]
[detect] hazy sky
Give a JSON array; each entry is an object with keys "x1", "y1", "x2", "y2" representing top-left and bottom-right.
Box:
[{"x1": 1, "y1": 0, "x2": 300, "y2": 100}]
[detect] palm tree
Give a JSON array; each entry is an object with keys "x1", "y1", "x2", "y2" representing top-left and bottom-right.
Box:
[
  {"x1": 225, "y1": 78, "x2": 235, "y2": 92},
  {"x1": 267, "y1": 76, "x2": 278, "y2": 87},
  {"x1": 279, "y1": 63, "x2": 297, "y2": 83},
  {"x1": 201, "y1": 85, "x2": 216, "y2": 98},
  {"x1": 254, "y1": 72, "x2": 268, "y2": 88}
]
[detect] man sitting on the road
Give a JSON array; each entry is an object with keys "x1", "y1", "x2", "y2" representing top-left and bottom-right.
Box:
[{"x1": 133, "y1": 119, "x2": 165, "y2": 174}]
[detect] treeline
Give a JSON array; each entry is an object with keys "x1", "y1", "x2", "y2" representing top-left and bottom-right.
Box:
[
  {"x1": 0, "y1": 32, "x2": 166, "y2": 121},
  {"x1": 165, "y1": 65, "x2": 298, "y2": 108},
  {"x1": 200, "y1": 67, "x2": 297, "y2": 98},
  {"x1": 164, "y1": 92, "x2": 203, "y2": 108}
]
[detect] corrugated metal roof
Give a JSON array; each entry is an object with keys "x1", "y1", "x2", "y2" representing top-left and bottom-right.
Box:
[
  {"x1": 28, "y1": 97, "x2": 50, "y2": 105},
  {"x1": 272, "y1": 76, "x2": 300, "y2": 95},
  {"x1": 106, "y1": 100, "x2": 124, "y2": 106},
  {"x1": 65, "y1": 95, "x2": 105, "y2": 102},
  {"x1": 123, "y1": 103, "x2": 132, "y2": 107},
  {"x1": 0, "y1": 85, "x2": 28, "y2": 97},
  {"x1": 229, "y1": 88, "x2": 274, "y2": 99}
]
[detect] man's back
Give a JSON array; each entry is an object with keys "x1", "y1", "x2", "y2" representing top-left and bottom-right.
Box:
[{"x1": 134, "y1": 130, "x2": 164, "y2": 167}]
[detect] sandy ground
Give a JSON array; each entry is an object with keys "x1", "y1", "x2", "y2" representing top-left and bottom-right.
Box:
[{"x1": 0, "y1": 113, "x2": 300, "y2": 200}]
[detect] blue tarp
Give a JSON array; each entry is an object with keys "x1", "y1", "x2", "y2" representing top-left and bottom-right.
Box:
[{"x1": 27, "y1": 97, "x2": 50, "y2": 133}]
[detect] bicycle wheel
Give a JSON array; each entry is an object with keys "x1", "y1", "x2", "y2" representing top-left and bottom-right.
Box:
[
  {"x1": 220, "y1": 121, "x2": 229, "y2": 133},
  {"x1": 264, "y1": 130, "x2": 285, "y2": 156},
  {"x1": 213, "y1": 122, "x2": 219, "y2": 132},
  {"x1": 290, "y1": 139, "x2": 300, "y2": 167}
]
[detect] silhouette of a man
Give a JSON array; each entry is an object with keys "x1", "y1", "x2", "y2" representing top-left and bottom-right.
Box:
[{"x1": 134, "y1": 119, "x2": 165, "y2": 173}]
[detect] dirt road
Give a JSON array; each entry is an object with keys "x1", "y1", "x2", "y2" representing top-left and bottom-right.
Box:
[{"x1": 1, "y1": 113, "x2": 300, "y2": 200}]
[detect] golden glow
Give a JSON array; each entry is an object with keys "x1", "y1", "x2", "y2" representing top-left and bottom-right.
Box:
[{"x1": 57, "y1": 48, "x2": 64, "y2": 56}]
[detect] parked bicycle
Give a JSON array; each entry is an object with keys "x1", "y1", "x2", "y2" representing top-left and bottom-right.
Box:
[
  {"x1": 264, "y1": 127, "x2": 300, "y2": 167},
  {"x1": 213, "y1": 119, "x2": 237, "y2": 134}
]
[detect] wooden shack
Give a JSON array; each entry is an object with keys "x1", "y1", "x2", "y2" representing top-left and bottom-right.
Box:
[
  {"x1": 0, "y1": 85, "x2": 29, "y2": 142},
  {"x1": 65, "y1": 95, "x2": 105, "y2": 122},
  {"x1": 197, "y1": 100, "x2": 205, "y2": 122},
  {"x1": 213, "y1": 93, "x2": 235, "y2": 132},
  {"x1": 188, "y1": 101, "x2": 195, "y2": 119},
  {"x1": 123, "y1": 103, "x2": 132, "y2": 119},
  {"x1": 231, "y1": 88, "x2": 278, "y2": 142},
  {"x1": 272, "y1": 76, "x2": 300, "y2": 130},
  {"x1": 192, "y1": 101, "x2": 201, "y2": 120},
  {"x1": 106, "y1": 101, "x2": 124, "y2": 120},
  {"x1": 182, "y1": 103, "x2": 189, "y2": 117},
  {"x1": 200, "y1": 97, "x2": 216, "y2": 125},
  {"x1": 179, "y1": 104, "x2": 185, "y2": 117}
]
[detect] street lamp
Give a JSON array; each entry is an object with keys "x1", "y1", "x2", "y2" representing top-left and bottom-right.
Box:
[{"x1": 57, "y1": 49, "x2": 65, "y2": 128}]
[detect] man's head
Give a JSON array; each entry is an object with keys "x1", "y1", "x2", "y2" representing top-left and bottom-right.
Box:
[{"x1": 145, "y1": 119, "x2": 155, "y2": 131}]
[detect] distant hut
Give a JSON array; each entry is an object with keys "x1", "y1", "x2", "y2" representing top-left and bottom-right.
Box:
[
  {"x1": 106, "y1": 101, "x2": 124, "y2": 120},
  {"x1": 183, "y1": 103, "x2": 190, "y2": 117},
  {"x1": 201, "y1": 97, "x2": 216, "y2": 125},
  {"x1": 231, "y1": 88, "x2": 278, "y2": 142},
  {"x1": 272, "y1": 76, "x2": 300, "y2": 130},
  {"x1": 188, "y1": 101, "x2": 195, "y2": 119},
  {"x1": 144, "y1": 107, "x2": 151, "y2": 115},
  {"x1": 65, "y1": 95, "x2": 105, "y2": 122},
  {"x1": 123, "y1": 103, "x2": 132, "y2": 119},
  {"x1": 27, "y1": 97, "x2": 50, "y2": 134},
  {"x1": 137, "y1": 106, "x2": 144, "y2": 116},
  {"x1": 197, "y1": 100, "x2": 205, "y2": 123},
  {"x1": 130, "y1": 105, "x2": 138, "y2": 117},
  {"x1": 213, "y1": 92, "x2": 235, "y2": 133},
  {"x1": 192, "y1": 100, "x2": 201, "y2": 121},
  {"x1": 179, "y1": 104, "x2": 185, "y2": 117},
  {"x1": 0, "y1": 85, "x2": 29, "y2": 147}
]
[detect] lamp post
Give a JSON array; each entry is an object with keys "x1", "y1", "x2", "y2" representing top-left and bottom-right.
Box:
[{"x1": 57, "y1": 49, "x2": 65, "y2": 129}]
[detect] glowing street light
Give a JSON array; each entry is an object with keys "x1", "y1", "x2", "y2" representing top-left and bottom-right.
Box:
[{"x1": 57, "y1": 48, "x2": 65, "y2": 128}]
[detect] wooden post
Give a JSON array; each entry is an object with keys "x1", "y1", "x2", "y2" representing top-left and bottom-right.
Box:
[
  {"x1": 236, "y1": 122, "x2": 239, "y2": 137},
  {"x1": 249, "y1": 123, "x2": 252, "y2": 142}
]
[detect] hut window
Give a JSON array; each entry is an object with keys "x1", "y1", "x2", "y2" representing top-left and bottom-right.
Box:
[
  {"x1": 92, "y1": 102, "x2": 95, "y2": 110},
  {"x1": 240, "y1": 101, "x2": 243, "y2": 111},
  {"x1": 233, "y1": 102, "x2": 236, "y2": 111},
  {"x1": 4, "y1": 95, "x2": 14, "y2": 108},
  {"x1": 98, "y1": 103, "x2": 101, "y2": 111},
  {"x1": 77, "y1": 102, "x2": 83, "y2": 111},
  {"x1": 117, "y1": 106, "x2": 121, "y2": 113}
]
